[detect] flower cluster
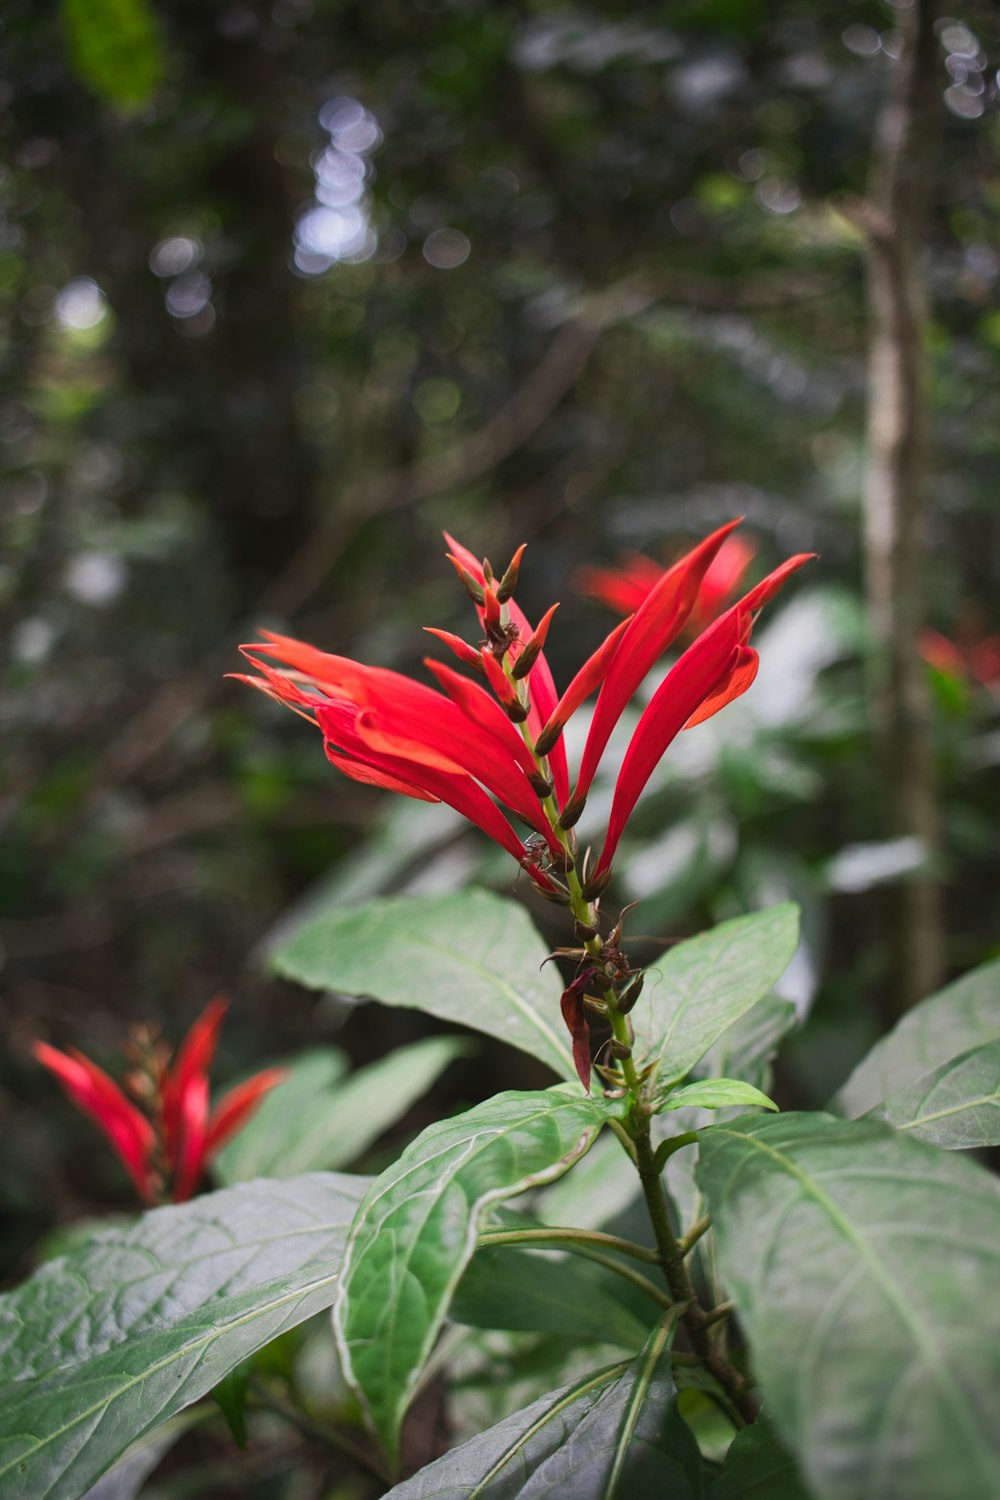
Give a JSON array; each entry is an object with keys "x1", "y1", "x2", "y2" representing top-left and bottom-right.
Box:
[
  {"x1": 236, "y1": 521, "x2": 812, "y2": 900},
  {"x1": 34, "y1": 999, "x2": 286, "y2": 1203}
]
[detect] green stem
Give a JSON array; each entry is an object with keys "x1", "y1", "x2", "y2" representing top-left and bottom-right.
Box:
[
  {"x1": 478, "y1": 1224, "x2": 660, "y2": 1264},
  {"x1": 506, "y1": 657, "x2": 753, "y2": 1423},
  {"x1": 631, "y1": 1125, "x2": 756, "y2": 1426}
]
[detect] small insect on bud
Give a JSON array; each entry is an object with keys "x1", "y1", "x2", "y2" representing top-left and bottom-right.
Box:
[
  {"x1": 511, "y1": 603, "x2": 559, "y2": 680},
  {"x1": 557, "y1": 790, "x2": 586, "y2": 831},
  {"x1": 574, "y1": 916, "x2": 600, "y2": 942},
  {"x1": 495, "y1": 543, "x2": 527, "y2": 604},
  {"x1": 616, "y1": 972, "x2": 644, "y2": 1014},
  {"x1": 446, "y1": 554, "x2": 486, "y2": 605},
  {"x1": 610, "y1": 1038, "x2": 633, "y2": 1061}
]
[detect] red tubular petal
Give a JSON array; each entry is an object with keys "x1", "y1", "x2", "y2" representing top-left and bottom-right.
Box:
[
  {"x1": 317, "y1": 703, "x2": 537, "y2": 865},
  {"x1": 325, "y1": 744, "x2": 440, "y2": 800},
  {"x1": 577, "y1": 555, "x2": 666, "y2": 615},
  {"x1": 595, "y1": 551, "x2": 815, "y2": 877},
  {"x1": 536, "y1": 615, "x2": 633, "y2": 757},
  {"x1": 683, "y1": 644, "x2": 759, "y2": 729},
  {"x1": 685, "y1": 535, "x2": 756, "y2": 634},
  {"x1": 595, "y1": 623, "x2": 743, "y2": 879},
  {"x1": 34, "y1": 1042, "x2": 156, "y2": 1201},
  {"x1": 423, "y1": 628, "x2": 484, "y2": 672},
  {"x1": 172, "y1": 1072, "x2": 210, "y2": 1202},
  {"x1": 203, "y1": 1068, "x2": 289, "y2": 1160},
  {"x1": 574, "y1": 519, "x2": 743, "y2": 804},
  {"x1": 479, "y1": 648, "x2": 521, "y2": 710},
  {"x1": 163, "y1": 997, "x2": 228, "y2": 1160}
]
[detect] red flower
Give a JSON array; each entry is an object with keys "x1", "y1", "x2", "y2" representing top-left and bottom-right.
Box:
[
  {"x1": 236, "y1": 524, "x2": 812, "y2": 892},
  {"x1": 34, "y1": 999, "x2": 286, "y2": 1204},
  {"x1": 578, "y1": 532, "x2": 756, "y2": 638},
  {"x1": 919, "y1": 629, "x2": 1000, "y2": 689}
]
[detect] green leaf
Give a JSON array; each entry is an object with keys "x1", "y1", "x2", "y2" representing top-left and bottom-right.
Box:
[
  {"x1": 381, "y1": 1321, "x2": 703, "y2": 1498},
  {"x1": 636, "y1": 904, "x2": 799, "y2": 1100},
  {"x1": 0, "y1": 1174, "x2": 369, "y2": 1500},
  {"x1": 214, "y1": 1037, "x2": 466, "y2": 1182},
  {"x1": 335, "y1": 1084, "x2": 625, "y2": 1465},
  {"x1": 271, "y1": 891, "x2": 575, "y2": 1081},
  {"x1": 212, "y1": 1362, "x2": 250, "y2": 1450},
  {"x1": 452, "y1": 1247, "x2": 655, "y2": 1350},
  {"x1": 696, "y1": 1113, "x2": 1000, "y2": 1500},
  {"x1": 835, "y1": 955, "x2": 1000, "y2": 1117},
  {"x1": 535, "y1": 1132, "x2": 642, "y2": 1232},
  {"x1": 60, "y1": 0, "x2": 163, "y2": 110},
  {"x1": 710, "y1": 1419, "x2": 811, "y2": 1499},
  {"x1": 658, "y1": 1077, "x2": 778, "y2": 1114},
  {"x1": 698, "y1": 995, "x2": 797, "y2": 1092},
  {"x1": 870, "y1": 1036, "x2": 1000, "y2": 1148},
  {"x1": 78, "y1": 1417, "x2": 193, "y2": 1500}
]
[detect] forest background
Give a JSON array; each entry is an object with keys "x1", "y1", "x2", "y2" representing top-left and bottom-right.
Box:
[{"x1": 2, "y1": 0, "x2": 999, "y2": 1315}]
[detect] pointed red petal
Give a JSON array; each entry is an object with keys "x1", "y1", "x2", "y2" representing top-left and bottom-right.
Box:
[
  {"x1": 574, "y1": 520, "x2": 742, "y2": 804},
  {"x1": 423, "y1": 627, "x2": 484, "y2": 671},
  {"x1": 595, "y1": 625, "x2": 742, "y2": 879},
  {"x1": 595, "y1": 551, "x2": 815, "y2": 877},
  {"x1": 683, "y1": 644, "x2": 759, "y2": 729},
  {"x1": 164, "y1": 997, "x2": 228, "y2": 1139},
  {"x1": 479, "y1": 647, "x2": 521, "y2": 710},
  {"x1": 203, "y1": 1069, "x2": 289, "y2": 1159},
  {"x1": 34, "y1": 1041, "x2": 156, "y2": 1201},
  {"x1": 317, "y1": 702, "x2": 537, "y2": 865},
  {"x1": 535, "y1": 615, "x2": 633, "y2": 757},
  {"x1": 171, "y1": 1072, "x2": 210, "y2": 1202},
  {"x1": 325, "y1": 744, "x2": 440, "y2": 800},
  {"x1": 577, "y1": 554, "x2": 666, "y2": 615}
]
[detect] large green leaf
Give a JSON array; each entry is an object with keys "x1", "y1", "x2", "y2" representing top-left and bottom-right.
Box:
[
  {"x1": 335, "y1": 1085, "x2": 624, "y2": 1466},
  {"x1": 0, "y1": 1174, "x2": 368, "y2": 1500},
  {"x1": 870, "y1": 1036, "x2": 1000, "y2": 1148},
  {"x1": 271, "y1": 890, "x2": 575, "y2": 1080},
  {"x1": 60, "y1": 0, "x2": 163, "y2": 110},
  {"x1": 382, "y1": 1321, "x2": 703, "y2": 1498},
  {"x1": 698, "y1": 994, "x2": 797, "y2": 1092},
  {"x1": 696, "y1": 1113, "x2": 1000, "y2": 1500},
  {"x1": 635, "y1": 904, "x2": 799, "y2": 1100},
  {"x1": 214, "y1": 1037, "x2": 466, "y2": 1182},
  {"x1": 452, "y1": 1247, "x2": 655, "y2": 1350},
  {"x1": 710, "y1": 1419, "x2": 812, "y2": 1499},
  {"x1": 835, "y1": 955, "x2": 1000, "y2": 1117}
]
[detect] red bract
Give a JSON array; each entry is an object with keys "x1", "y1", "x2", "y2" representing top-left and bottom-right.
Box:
[
  {"x1": 34, "y1": 999, "x2": 286, "y2": 1204},
  {"x1": 236, "y1": 524, "x2": 812, "y2": 893}
]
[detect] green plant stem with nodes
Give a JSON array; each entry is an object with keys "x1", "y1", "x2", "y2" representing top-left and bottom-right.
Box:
[{"x1": 501, "y1": 631, "x2": 757, "y2": 1427}]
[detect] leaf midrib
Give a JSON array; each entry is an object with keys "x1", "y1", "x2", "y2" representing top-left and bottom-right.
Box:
[
  {"x1": 712, "y1": 1126, "x2": 998, "y2": 1482},
  {"x1": 296, "y1": 918, "x2": 574, "y2": 1078},
  {"x1": 0, "y1": 1269, "x2": 341, "y2": 1487}
]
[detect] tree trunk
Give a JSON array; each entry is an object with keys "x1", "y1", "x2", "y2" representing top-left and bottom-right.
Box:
[{"x1": 860, "y1": 0, "x2": 944, "y2": 1012}]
